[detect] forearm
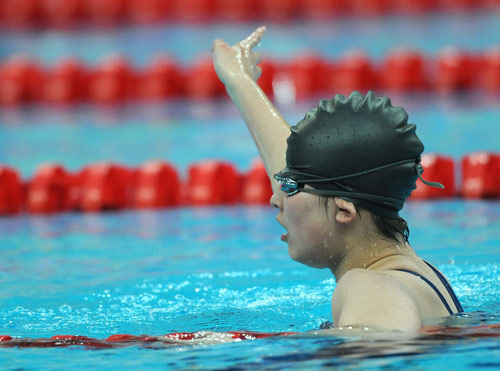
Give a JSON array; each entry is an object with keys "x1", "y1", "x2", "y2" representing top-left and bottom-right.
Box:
[
  {"x1": 212, "y1": 26, "x2": 289, "y2": 191},
  {"x1": 226, "y1": 75, "x2": 290, "y2": 191}
]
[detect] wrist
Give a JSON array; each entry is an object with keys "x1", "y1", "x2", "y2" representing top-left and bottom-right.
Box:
[{"x1": 224, "y1": 74, "x2": 260, "y2": 97}]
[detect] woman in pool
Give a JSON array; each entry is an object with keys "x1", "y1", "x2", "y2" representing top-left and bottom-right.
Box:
[{"x1": 211, "y1": 27, "x2": 462, "y2": 332}]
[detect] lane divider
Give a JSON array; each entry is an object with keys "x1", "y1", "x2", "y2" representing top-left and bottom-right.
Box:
[
  {"x1": 0, "y1": 331, "x2": 296, "y2": 349},
  {"x1": 1, "y1": 153, "x2": 499, "y2": 215},
  {"x1": 1, "y1": 0, "x2": 499, "y2": 28},
  {"x1": 0, "y1": 48, "x2": 499, "y2": 106},
  {"x1": 1, "y1": 324, "x2": 499, "y2": 349},
  {"x1": 0, "y1": 159, "x2": 272, "y2": 214}
]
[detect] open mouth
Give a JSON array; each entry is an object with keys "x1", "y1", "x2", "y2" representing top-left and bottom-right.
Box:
[
  {"x1": 281, "y1": 233, "x2": 288, "y2": 242},
  {"x1": 276, "y1": 217, "x2": 288, "y2": 242}
]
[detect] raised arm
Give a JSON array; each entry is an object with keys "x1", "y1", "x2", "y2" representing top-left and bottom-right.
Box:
[{"x1": 212, "y1": 26, "x2": 290, "y2": 193}]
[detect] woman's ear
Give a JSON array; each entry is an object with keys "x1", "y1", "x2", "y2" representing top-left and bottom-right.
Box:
[{"x1": 333, "y1": 198, "x2": 357, "y2": 224}]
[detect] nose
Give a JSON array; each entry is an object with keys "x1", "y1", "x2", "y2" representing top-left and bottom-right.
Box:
[{"x1": 270, "y1": 191, "x2": 283, "y2": 209}]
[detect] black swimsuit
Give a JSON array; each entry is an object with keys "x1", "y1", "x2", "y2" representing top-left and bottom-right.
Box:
[{"x1": 396, "y1": 260, "x2": 463, "y2": 315}]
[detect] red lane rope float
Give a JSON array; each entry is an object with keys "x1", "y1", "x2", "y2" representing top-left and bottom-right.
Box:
[
  {"x1": 42, "y1": 59, "x2": 89, "y2": 105},
  {"x1": 0, "y1": 48, "x2": 499, "y2": 107},
  {"x1": 1, "y1": 324, "x2": 499, "y2": 349},
  {"x1": 134, "y1": 161, "x2": 181, "y2": 208},
  {"x1": 0, "y1": 152, "x2": 500, "y2": 215},
  {"x1": 80, "y1": 163, "x2": 134, "y2": 212},
  {"x1": 0, "y1": 159, "x2": 274, "y2": 215},
  {"x1": 241, "y1": 160, "x2": 274, "y2": 205},
  {"x1": 187, "y1": 160, "x2": 240, "y2": 206},
  {"x1": 461, "y1": 152, "x2": 500, "y2": 199},
  {"x1": 0, "y1": 166, "x2": 24, "y2": 214},
  {"x1": 27, "y1": 164, "x2": 70, "y2": 213},
  {"x1": 0, "y1": 0, "x2": 498, "y2": 28},
  {"x1": 0, "y1": 331, "x2": 297, "y2": 349},
  {"x1": 419, "y1": 323, "x2": 500, "y2": 338},
  {"x1": 1, "y1": 152, "x2": 500, "y2": 216},
  {"x1": 410, "y1": 155, "x2": 456, "y2": 200}
]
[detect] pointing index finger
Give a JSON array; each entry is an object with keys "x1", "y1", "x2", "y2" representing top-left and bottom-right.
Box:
[{"x1": 241, "y1": 26, "x2": 266, "y2": 49}]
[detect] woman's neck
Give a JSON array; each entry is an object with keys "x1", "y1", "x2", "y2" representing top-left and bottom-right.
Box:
[{"x1": 330, "y1": 235, "x2": 415, "y2": 282}]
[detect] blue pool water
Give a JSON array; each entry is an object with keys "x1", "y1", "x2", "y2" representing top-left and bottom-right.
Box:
[
  {"x1": 1, "y1": 12, "x2": 500, "y2": 370},
  {"x1": 0, "y1": 202, "x2": 499, "y2": 368},
  {"x1": 0, "y1": 92, "x2": 499, "y2": 179}
]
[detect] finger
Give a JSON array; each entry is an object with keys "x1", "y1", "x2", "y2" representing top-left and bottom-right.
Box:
[
  {"x1": 254, "y1": 66, "x2": 262, "y2": 79},
  {"x1": 212, "y1": 38, "x2": 228, "y2": 52},
  {"x1": 240, "y1": 26, "x2": 266, "y2": 49},
  {"x1": 252, "y1": 51, "x2": 262, "y2": 64}
]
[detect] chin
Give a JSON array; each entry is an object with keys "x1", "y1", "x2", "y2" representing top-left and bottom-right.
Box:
[{"x1": 288, "y1": 245, "x2": 326, "y2": 269}]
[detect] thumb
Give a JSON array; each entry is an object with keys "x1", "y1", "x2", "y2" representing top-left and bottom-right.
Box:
[{"x1": 212, "y1": 38, "x2": 229, "y2": 53}]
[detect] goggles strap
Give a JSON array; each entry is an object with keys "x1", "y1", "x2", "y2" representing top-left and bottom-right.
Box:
[
  {"x1": 300, "y1": 188, "x2": 405, "y2": 208},
  {"x1": 415, "y1": 163, "x2": 444, "y2": 189},
  {"x1": 285, "y1": 158, "x2": 444, "y2": 190}
]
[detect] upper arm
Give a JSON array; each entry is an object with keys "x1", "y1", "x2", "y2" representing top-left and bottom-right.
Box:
[{"x1": 332, "y1": 269, "x2": 421, "y2": 332}]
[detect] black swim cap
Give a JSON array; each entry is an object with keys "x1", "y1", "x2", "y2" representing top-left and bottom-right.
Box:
[{"x1": 276, "y1": 91, "x2": 441, "y2": 218}]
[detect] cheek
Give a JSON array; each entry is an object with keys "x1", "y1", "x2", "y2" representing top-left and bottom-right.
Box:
[
  {"x1": 285, "y1": 197, "x2": 325, "y2": 228},
  {"x1": 283, "y1": 196, "x2": 307, "y2": 228},
  {"x1": 285, "y1": 197, "x2": 332, "y2": 248}
]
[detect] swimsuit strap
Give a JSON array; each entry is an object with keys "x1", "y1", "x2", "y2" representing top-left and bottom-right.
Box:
[
  {"x1": 422, "y1": 260, "x2": 464, "y2": 313},
  {"x1": 395, "y1": 268, "x2": 455, "y2": 315},
  {"x1": 395, "y1": 260, "x2": 463, "y2": 314}
]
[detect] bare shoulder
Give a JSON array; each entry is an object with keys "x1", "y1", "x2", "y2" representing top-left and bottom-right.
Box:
[{"x1": 332, "y1": 269, "x2": 421, "y2": 332}]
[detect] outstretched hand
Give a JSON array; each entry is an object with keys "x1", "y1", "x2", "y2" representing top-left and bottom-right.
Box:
[{"x1": 212, "y1": 26, "x2": 266, "y2": 87}]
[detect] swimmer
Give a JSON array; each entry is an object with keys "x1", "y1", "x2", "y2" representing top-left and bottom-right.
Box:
[{"x1": 212, "y1": 27, "x2": 463, "y2": 332}]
